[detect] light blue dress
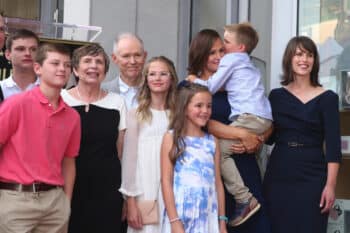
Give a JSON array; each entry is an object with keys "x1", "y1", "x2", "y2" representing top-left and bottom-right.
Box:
[{"x1": 162, "y1": 133, "x2": 220, "y2": 233}]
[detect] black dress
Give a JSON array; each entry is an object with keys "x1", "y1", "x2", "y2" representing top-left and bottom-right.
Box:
[
  {"x1": 264, "y1": 88, "x2": 341, "y2": 233},
  {"x1": 61, "y1": 90, "x2": 126, "y2": 233}
]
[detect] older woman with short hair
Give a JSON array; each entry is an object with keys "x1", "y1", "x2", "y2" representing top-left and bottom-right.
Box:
[{"x1": 61, "y1": 44, "x2": 127, "y2": 233}]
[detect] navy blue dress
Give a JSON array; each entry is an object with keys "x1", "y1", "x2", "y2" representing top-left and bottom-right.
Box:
[
  {"x1": 263, "y1": 88, "x2": 341, "y2": 233},
  {"x1": 211, "y1": 90, "x2": 272, "y2": 233}
]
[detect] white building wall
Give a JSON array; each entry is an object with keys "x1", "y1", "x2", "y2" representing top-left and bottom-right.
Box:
[
  {"x1": 63, "y1": 0, "x2": 91, "y2": 41},
  {"x1": 64, "y1": 0, "x2": 183, "y2": 81},
  {"x1": 250, "y1": 0, "x2": 273, "y2": 91},
  {"x1": 270, "y1": 0, "x2": 298, "y2": 89},
  {"x1": 62, "y1": 0, "x2": 286, "y2": 87}
]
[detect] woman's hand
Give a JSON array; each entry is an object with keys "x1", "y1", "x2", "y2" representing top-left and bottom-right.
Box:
[
  {"x1": 320, "y1": 184, "x2": 336, "y2": 214},
  {"x1": 171, "y1": 220, "x2": 185, "y2": 233},
  {"x1": 230, "y1": 141, "x2": 246, "y2": 154},
  {"x1": 127, "y1": 197, "x2": 143, "y2": 229},
  {"x1": 239, "y1": 129, "x2": 263, "y2": 153}
]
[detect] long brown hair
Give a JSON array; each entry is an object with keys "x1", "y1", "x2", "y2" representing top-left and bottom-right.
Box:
[
  {"x1": 168, "y1": 83, "x2": 211, "y2": 163},
  {"x1": 281, "y1": 36, "x2": 321, "y2": 87},
  {"x1": 188, "y1": 29, "x2": 222, "y2": 76},
  {"x1": 136, "y1": 56, "x2": 178, "y2": 123}
]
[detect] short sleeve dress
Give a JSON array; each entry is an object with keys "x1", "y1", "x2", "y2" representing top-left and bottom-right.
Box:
[
  {"x1": 161, "y1": 133, "x2": 220, "y2": 233},
  {"x1": 263, "y1": 88, "x2": 342, "y2": 233},
  {"x1": 61, "y1": 90, "x2": 127, "y2": 233}
]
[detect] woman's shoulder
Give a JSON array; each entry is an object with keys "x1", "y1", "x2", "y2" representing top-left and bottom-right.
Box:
[
  {"x1": 60, "y1": 88, "x2": 81, "y2": 106},
  {"x1": 105, "y1": 91, "x2": 125, "y2": 103},
  {"x1": 320, "y1": 89, "x2": 338, "y2": 98},
  {"x1": 318, "y1": 89, "x2": 339, "y2": 105},
  {"x1": 269, "y1": 87, "x2": 285, "y2": 94},
  {"x1": 99, "y1": 91, "x2": 126, "y2": 110},
  {"x1": 268, "y1": 87, "x2": 285, "y2": 99}
]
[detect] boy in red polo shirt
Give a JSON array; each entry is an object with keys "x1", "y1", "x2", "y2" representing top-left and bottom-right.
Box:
[{"x1": 0, "y1": 43, "x2": 81, "y2": 233}]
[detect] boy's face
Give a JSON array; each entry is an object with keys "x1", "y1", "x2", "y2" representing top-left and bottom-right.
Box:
[
  {"x1": 34, "y1": 51, "x2": 72, "y2": 88},
  {"x1": 5, "y1": 38, "x2": 38, "y2": 70},
  {"x1": 223, "y1": 31, "x2": 244, "y2": 53}
]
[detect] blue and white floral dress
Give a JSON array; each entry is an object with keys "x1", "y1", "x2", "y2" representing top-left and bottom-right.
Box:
[{"x1": 162, "y1": 133, "x2": 220, "y2": 233}]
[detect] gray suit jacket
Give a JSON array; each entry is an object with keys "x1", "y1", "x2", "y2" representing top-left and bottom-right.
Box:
[{"x1": 101, "y1": 76, "x2": 120, "y2": 94}]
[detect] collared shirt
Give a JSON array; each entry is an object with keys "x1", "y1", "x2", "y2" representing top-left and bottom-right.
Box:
[
  {"x1": 118, "y1": 76, "x2": 139, "y2": 109},
  {"x1": 101, "y1": 75, "x2": 139, "y2": 110},
  {"x1": 0, "y1": 75, "x2": 40, "y2": 100},
  {"x1": 0, "y1": 87, "x2": 81, "y2": 185},
  {"x1": 194, "y1": 52, "x2": 273, "y2": 121}
]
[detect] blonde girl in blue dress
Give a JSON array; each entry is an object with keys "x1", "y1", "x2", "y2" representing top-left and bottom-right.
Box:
[{"x1": 161, "y1": 83, "x2": 227, "y2": 233}]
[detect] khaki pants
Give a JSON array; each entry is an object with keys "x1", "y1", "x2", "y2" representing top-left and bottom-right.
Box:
[
  {"x1": 220, "y1": 113, "x2": 272, "y2": 203},
  {"x1": 0, "y1": 188, "x2": 70, "y2": 233}
]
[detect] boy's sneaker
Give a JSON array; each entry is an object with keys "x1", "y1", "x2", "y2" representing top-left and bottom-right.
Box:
[{"x1": 229, "y1": 196, "x2": 261, "y2": 227}]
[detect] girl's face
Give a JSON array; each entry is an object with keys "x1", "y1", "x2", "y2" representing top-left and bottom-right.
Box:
[
  {"x1": 204, "y1": 38, "x2": 224, "y2": 75},
  {"x1": 186, "y1": 91, "x2": 212, "y2": 128},
  {"x1": 147, "y1": 61, "x2": 172, "y2": 94},
  {"x1": 292, "y1": 46, "x2": 314, "y2": 78},
  {"x1": 74, "y1": 54, "x2": 106, "y2": 85}
]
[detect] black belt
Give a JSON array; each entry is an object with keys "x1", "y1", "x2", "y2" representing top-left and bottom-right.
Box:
[
  {"x1": 277, "y1": 141, "x2": 321, "y2": 148},
  {"x1": 0, "y1": 181, "x2": 61, "y2": 192}
]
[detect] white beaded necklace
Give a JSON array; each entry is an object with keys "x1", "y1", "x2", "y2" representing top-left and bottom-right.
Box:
[{"x1": 76, "y1": 86, "x2": 102, "y2": 112}]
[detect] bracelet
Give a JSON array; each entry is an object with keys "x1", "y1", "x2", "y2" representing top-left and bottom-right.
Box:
[
  {"x1": 169, "y1": 217, "x2": 181, "y2": 223},
  {"x1": 218, "y1": 215, "x2": 228, "y2": 222}
]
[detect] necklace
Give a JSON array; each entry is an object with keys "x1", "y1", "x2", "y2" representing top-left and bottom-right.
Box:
[{"x1": 76, "y1": 86, "x2": 102, "y2": 112}]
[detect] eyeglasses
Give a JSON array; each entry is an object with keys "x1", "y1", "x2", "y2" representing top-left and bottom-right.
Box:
[{"x1": 147, "y1": 71, "x2": 171, "y2": 79}]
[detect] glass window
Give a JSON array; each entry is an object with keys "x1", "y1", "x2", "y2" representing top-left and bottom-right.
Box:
[{"x1": 298, "y1": 0, "x2": 350, "y2": 109}]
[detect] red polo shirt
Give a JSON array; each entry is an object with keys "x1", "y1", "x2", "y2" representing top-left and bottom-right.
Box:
[{"x1": 0, "y1": 87, "x2": 81, "y2": 185}]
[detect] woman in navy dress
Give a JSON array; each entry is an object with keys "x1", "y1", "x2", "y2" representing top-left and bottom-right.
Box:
[
  {"x1": 181, "y1": 29, "x2": 272, "y2": 233},
  {"x1": 263, "y1": 36, "x2": 341, "y2": 233}
]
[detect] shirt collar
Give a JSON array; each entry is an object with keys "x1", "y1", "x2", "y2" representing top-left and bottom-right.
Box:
[
  {"x1": 118, "y1": 75, "x2": 139, "y2": 93},
  {"x1": 118, "y1": 75, "x2": 129, "y2": 93},
  {"x1": 2, "y1": 75, "x2": 17, "y2": 88},
  {"x1": 3, "y1": 75, "x2": 40, "y2": 88},
  {"x1": 33, "y1": 86, "x2": 67, "y2": 112}
]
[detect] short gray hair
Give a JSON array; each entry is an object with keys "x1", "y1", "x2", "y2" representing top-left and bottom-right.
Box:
[{"x1": 112, "y1": 32, "x2": 144, "y2": 54}]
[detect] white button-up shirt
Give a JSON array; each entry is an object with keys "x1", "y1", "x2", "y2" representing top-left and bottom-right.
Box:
[
  {"x1": 0, "y1": 75, "x2": 40, "y2": 100},
  {"x1": 118, "y1": 76, "x2": 139, "y2": 109}
]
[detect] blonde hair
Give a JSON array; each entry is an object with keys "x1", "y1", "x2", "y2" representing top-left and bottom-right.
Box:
[
  {"x1": 224, "y1": 22, "x2": 259, "y2": 54},
  {"x1": 169, "y1": 83, "x2": 211, "y2": 163},
  {"x1": 136, "y1": 56, "x2": 178, "y2": 123}
]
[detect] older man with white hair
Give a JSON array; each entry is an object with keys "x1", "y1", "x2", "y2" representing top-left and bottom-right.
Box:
[{"x1": 102, "y1": 33, "x2": 147, "y2": 109}]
